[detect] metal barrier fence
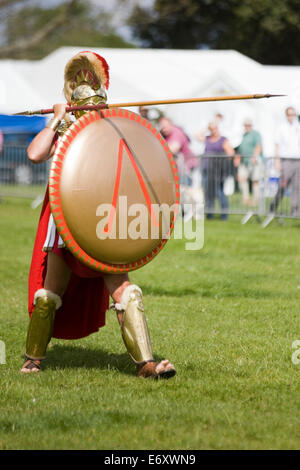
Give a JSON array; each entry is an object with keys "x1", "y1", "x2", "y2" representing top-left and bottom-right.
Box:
[
  {"x1": 179, "y1": 154, "x2": 300, "y2": 225},
  {"x1": 1, "y1": 145, "x2": 300, "y2": 226},
  {"x1": 0, "y1": 144, "x2": 48, "y2": 199}
]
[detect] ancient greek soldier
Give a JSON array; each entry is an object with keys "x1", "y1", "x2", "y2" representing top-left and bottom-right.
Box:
[{"x1": 21, "y1": 51, "x2": 175, "y2": 379}]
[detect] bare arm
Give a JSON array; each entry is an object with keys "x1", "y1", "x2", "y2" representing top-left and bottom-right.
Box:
[
  {"x1": 275, "y1": 143, "x2": 281, "y2": 171},
  {"x1": 253, "y1": 143, "x2": 262, "y2": 157},
  {"x1": 251, "y1": 143, "x2": 262, "y2": 164},
  {"x1": 234, "y1": 153, "x2": 241, "y2": 167},
  {"x1": 168, "y1": 140, "x2": 181, "y2": 154},
  {"x1": 27, "y1": 104, "x2": 67, "y2": 163},
  {"x1": 223, "y1": 139, "x2": 235, "y2": 157},
  {"x1": 195, "y1": 130, "x2": 206, "y2": 142}
]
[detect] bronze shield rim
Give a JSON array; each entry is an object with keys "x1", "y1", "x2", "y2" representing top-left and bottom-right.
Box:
[{"x1": 49, "y1": 108, "x2": 180, "y2": 273}]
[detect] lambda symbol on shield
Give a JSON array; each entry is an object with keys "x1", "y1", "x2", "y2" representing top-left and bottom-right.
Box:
[{"x1": 49, "y1": 109, "x2": 180, "y2": 273}]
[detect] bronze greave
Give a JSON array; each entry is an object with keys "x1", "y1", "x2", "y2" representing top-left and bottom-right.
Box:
[
  {"x1": 117, "y1": 285, "x2": 154, "y2": 365},
  {"x1": 25, "y1": 289, "x2": 62, "y2": 360}
]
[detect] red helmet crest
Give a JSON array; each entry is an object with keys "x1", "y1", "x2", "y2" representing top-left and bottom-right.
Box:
[{"x1": 64, "y1": 51, "x2": 109, "y2": 102}]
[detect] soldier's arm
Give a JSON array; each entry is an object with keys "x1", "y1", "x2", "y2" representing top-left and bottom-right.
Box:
[{"x1": 27, "y1": 104, "x2": 67, "y2": 163}]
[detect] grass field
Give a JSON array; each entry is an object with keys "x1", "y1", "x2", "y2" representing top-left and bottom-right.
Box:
[{"x1": 0, "y1": 197, "x2": 300, "y2": 450}]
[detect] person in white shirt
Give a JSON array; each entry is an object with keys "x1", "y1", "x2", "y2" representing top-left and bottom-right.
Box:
[{"x1": 269, "y1": 106, "x2": 300, "y2": 216}]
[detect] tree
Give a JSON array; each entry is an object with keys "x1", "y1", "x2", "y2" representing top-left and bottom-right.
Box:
[
  {"x1": 0, "y1": 0, "x2": 134, "y2": 60},
  {"x1": 128, "y1": 0, "x2": 300, "y2": 65}
]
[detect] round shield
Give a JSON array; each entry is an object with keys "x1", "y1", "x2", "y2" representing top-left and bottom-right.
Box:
[{"x1": 49, "y1": 108, "x2": 180, "y2": 273}]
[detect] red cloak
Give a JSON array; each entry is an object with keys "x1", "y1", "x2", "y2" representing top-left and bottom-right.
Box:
[{"x1": 28, "y1": 187, "x2": 109, "y2": 340}]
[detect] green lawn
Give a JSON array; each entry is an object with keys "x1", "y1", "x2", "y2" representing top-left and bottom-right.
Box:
[
  {"x1": 0, "y1": 197, "x2": 300, "y2": 450},
  {"x1": 0, "y1": 184, "x2": 45, "y2": 199}
]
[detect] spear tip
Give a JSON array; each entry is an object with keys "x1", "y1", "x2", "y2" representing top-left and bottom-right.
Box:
[{"x1": 258, "y1": 93, "x2": 287, "y2": 99}]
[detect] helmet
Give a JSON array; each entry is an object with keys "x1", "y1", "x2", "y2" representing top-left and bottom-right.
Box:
[{"x1": 64, "y1": 51, "x2": 109, "y2": 118}]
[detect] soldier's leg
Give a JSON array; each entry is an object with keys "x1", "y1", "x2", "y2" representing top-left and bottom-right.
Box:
[
  {"x1": 103, "y1": 273, "x2": 176, "y2": 379},
  {"x1": 44, "y1": 251, "x2": 72, "y2": 296},
  {"x1": 21, "y1": 253, "x2": 71, "y2": 373}
]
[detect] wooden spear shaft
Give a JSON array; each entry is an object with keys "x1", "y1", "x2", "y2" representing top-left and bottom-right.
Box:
[
  {"x1": 108, "y1": 93, "x2": 284, "y2": 108},
  {"x1": 14, "y1": 93, "x2": 285, "y2": 116}
]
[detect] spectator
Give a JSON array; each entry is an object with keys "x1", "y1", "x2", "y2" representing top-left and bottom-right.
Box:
[
  {"x1": 269, "y1": 106, "x2": 300, "y2": 216},
  {"x1": 139, "y1": 106, "x2": 162, "y2": 128},
  {"x1": 234, "y1": 118, "x2": 263, "y2": 207},
  {"x1": 198, "y1": 121, "x2": 234, "y2": 220},
  {"x1": 139, "y1": 106, "x2": 149, "y2": 120},
  {"x1": 159, "y1": 116, "x2": 199, "y2": 187}
]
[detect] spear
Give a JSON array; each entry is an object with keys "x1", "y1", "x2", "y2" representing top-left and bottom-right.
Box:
[{"x1": 14, "y1": 93, "x2": 285, "y2": 116}]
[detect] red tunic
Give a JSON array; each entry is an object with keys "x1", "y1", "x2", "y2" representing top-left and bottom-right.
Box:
[{"x1": 28, "y1": 187, "x2": 109, "y2": 340}]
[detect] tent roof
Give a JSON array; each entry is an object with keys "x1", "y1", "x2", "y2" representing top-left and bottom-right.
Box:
[
  {"x1": 2, "y1": 46, "x2": 296, "y2": 109},
  {"x1": 1, "y1": 47, "x2": 299, "y2": 154}
]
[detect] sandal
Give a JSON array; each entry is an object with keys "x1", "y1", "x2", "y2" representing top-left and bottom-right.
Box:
[
  {"x1": 20, "y1": 358, "x2": 42, "y2": 374},
  {"x1": 137, "y1": 359, "x2": 176, "y2": 379}
]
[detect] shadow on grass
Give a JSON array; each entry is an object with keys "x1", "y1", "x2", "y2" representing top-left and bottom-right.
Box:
[{"x1": 45, "y1": 344, "x2": 165, "y2": 377}]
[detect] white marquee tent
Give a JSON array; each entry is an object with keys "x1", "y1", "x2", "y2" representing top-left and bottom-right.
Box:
[{"x1": 1, "y1": 46, "x2": 300, "y2": 155}]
